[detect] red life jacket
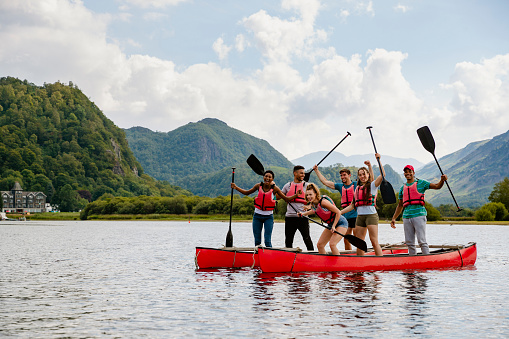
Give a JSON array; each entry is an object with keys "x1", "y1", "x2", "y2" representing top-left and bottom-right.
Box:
[
  {"x1": 313, "y1": 196, "x2": 336, "y2": 225},
  {"x1": 402, "y1": 181, "x2": 425, "y2": 207},
  {"x1": 254, "y1": 183, "x2": 276, "y2": 211},
  {"x1": 341, "y1": 184, "x2": 355, "y2": 208},
  {"x1": 354, "y1": 184, "x2": 376, "y2": 207},
  {"x1": 288, "y1": 181, "x2": 306, "y2": 204}
]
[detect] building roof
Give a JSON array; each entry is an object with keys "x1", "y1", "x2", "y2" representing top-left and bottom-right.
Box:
[{"x1": 12, "y1": 182, "x2": 23, "y2": 191}]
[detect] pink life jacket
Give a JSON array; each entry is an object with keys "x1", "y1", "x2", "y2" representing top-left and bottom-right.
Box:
[
  {"x1": 313, "y1": 196, "x2": 336, "y2": 225},
  {"x1": 402, "y1": 181, "x2": 425, "y2": 207},
  {"x1": 341, "y1": 184, "x2": 355, "y2": 208},
  {"x1": 254, "y1": 183, "x2": 276, "y2": 211},
  {"x1": 288, "y1": 181, "x2": 306, "y2": 204},
  {"x1": 354, "y1": 184, "x2": 376, "y2": 207}
]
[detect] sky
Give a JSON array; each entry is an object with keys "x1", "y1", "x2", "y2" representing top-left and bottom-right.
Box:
[{"x1": 1, "y1": 0, "x2": 509, "y2": 165}]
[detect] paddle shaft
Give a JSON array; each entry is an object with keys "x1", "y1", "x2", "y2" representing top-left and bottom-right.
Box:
[
  {"x1": 417, "y1": 126, "x2": 462, "y2": 212},
  {"x1": 366, "y1": 127, "x2": 386, "y2": 180},
  {"x1": 226, "y1": 167, "x2": 235, "y2": 247},
  {"x1": 431, "y1": 152, "x2": 462, "y2": 211},
  {"x1": 288, "y1": 203, "x2": 345, "y2": 238},
  {"x1": 304, "y1": 132, "x2": 351, "y2": 181},
  {"x1": 316, "y1": 132, "x2": 351, "y2": 167}
]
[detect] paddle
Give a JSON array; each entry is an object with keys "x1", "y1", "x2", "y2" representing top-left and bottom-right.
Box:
[
  {"x1": 417, "y1": 126, "x2": 462, "y2": 212},
  {"x1": 288, "y1": 203, "x2": 368, "y2": 252},
  {"x1": 226, "y1": 167, "x2": 235, "y2": 247},
  {"x1": 303, "y1": 131, "x2": 351, "y2": 182},
  {"x1": 247, "y1": 154, "x2": 265, "y2": 176},
  {"x1": 366, "y1": 126, "x2": 397, "y2": 204}
]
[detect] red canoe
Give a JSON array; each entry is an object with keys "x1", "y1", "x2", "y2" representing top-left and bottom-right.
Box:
[
  {"x1": 194, "y1": 245, "x2": 409, "y2": 270},
  {"x1": 258, "y1": 243, "x2": 477, "y2": 273}
]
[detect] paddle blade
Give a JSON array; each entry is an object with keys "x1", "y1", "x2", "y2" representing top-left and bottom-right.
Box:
[
  {"x1": 379, "y1": 180, "x2": 397, "y2": 204},
  {"x1": 247, "y1": 154, "x2": 265, "y2": 175},
  {"x1": 225, "y1": 228, "x2": 233, "y2": 247},
  {"x1": 303, "y1": 170, "x2": 312, "y2": 182},
  {"x1": 417, "y1": 126, "x2": 436, "y2": 154},
  {"x1": 344, "y1": 234, "x2": 368, "y2": 252}
]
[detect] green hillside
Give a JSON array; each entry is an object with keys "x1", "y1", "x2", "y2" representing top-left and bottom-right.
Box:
[
  {"x1": 124, "y1": 118, "x2": 294, "y2": 192},
  {"x1": 0, "y1": 77, "x2": 190, "y2": 211}
]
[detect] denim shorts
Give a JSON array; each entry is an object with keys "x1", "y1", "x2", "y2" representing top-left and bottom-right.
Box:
[{"x1": 326, "y1": 215, "x2": 348, "y2": 230}]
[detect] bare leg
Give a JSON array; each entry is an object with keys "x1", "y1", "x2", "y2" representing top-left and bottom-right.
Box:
[
  {"x1": 343, "y1": 227, "x2": 353, "y2": 250},
  {"x1": 355, "y1": 226, "x2": 368, "y2": 256},
  {"x1": 367, "y1": 224, "x2": 383, "y2": 256},
  {"x1": 329, "y1": 227, "x2": 347, "y2": 255},
  {"x1": 317, "y1": 229, "x2": 333, "y2": 254}
]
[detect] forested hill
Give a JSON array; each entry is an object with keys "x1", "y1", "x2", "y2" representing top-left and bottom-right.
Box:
[
  {"x1": 417, "y1": 130, "x2": 509, "y2": 207},
  {"x1": 0, "y1": 77, "x2": 190, "y2": 211},
  {"x1": 124, "y1": 118, "x2": 294, "y2": 184}
]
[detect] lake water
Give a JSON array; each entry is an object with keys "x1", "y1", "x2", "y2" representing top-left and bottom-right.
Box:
[{"x1": 1, "y1": 220, "x2": 508, "y2": 338}]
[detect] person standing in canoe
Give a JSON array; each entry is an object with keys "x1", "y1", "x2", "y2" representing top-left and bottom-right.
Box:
[
  {"x1": 298, "y1": 183, "x2": 349, "y2": 255},
  {"x1": 390, "y1": 165, "x2": 447, "y2": 255},
  {"x1": 340, "y1": 153, "x2": 385, "y2": 256},
  {"x1": 312, "y1": 165, "x2": 357, "y2": 250},
  {"x1": 231, "y1": 170, "x2": 302, "y2": 248},
  {"x1": 278, "y1": 165, "x2": 314, "y2": 250}
]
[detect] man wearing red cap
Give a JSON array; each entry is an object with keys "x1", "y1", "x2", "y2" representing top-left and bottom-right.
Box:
[{"x1": 390, "y1": 165, "x2": 447, "y2": 255}]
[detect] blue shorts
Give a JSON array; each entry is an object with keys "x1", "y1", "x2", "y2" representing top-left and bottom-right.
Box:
[{"x1": 326, "y1": 215, "x2": 348, "y2": 230}]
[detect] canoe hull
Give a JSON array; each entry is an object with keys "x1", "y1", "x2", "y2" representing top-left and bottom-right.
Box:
[
  {"x1": 195, "y1": 247, "x2": 259, "y2": 269},
  {"x1": 195, "y1": 246, "x2": 408, "y2": 270},
  {"x1": 259, "y1": 243, "x2": 477, "y2": 273}
]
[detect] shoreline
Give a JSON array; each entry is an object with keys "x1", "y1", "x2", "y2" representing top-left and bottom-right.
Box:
[{"x1": 6, "y1": 212, "x2": 509, "y2": 225}]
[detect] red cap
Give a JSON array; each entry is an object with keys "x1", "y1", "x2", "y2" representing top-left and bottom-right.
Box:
[{"x1": 403, "y1": 165, "x2": 414, "y2": 172}]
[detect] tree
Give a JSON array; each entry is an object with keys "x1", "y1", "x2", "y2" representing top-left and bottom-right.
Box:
[
  {"x1": 488, "y1": 177, "x2": 509, "y2": 211},
  {"x1": 475, "y1": 202, "x2": 508, "y2": 221}
]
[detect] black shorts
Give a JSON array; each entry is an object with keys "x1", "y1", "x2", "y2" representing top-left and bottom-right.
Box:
[{"x1": 347, "y1": 217, "x2": 356, "y2": 229}]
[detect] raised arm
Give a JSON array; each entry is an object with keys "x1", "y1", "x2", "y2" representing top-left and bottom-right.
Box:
[
  {"x1": 367, "y1": 153, "x2": 385, "y2": 187},
  {"x1": 231, "y1": 182, "x2": 259, "y2": 196},
  {"x1": 429, "y1": 175, "x2": 448, "y2": 189},
  {"x1": 273, "y1": 186, "x2": 302, "y2": 203},
  {"x1": 313, "y1": 165, "x2": 335, "y2": 190}
]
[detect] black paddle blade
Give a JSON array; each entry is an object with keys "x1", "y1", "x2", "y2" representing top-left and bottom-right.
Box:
[
  {"x1": 247, "y1": 154, "x2": 265, "y2": 176},
  {"x1": 225, "y1": 229, "x2": 233, "y2": 247},
  {"x1": 344, "y1": 234, "x2": 368, "y2": 252},
  {"x1": 417, "y1": 126, "x2": 436, "y2": 154},
  {"x1": 379, "y1": 180, "x2": 397, "y2": 204},
  {"x1": 303, "y1": 170, "x2": 312, "y2": 182}
]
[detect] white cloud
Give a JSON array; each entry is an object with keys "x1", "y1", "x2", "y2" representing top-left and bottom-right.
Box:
[
  {"x1": 394, "y1": 4, "x2": 410, "y2": 13},
  {"x1": 121, "y1": 0, "x2": 189, "y2": 9},
  {"x1": 435, "y1": 54, "x2": 509, "y2": 150},
  {"x1": 235, "y1": 34, "x2": 248, "y2": 52},
  {"x1": 241, "y1": 0, "x2": 328, "y2": 64},
  {"x1": 1, "y1": 0, "x2": 508, "y2": 164},
  {"x1": 212, "y1": 38, "x2": 232, "y2": 61}
]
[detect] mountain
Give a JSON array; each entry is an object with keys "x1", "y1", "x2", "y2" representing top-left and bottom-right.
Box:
[
  {"x1": 125, "y1": 119, "x2": 404, "y2": 196},
  {"x1": 0, "y1": 77, "x2": 190, "y2": 211},
  {"x1": 292, "y1": 152, "x2": 425, "y2": 173},
  {"x1": 124, "y1": 118, "x2": 294, "y2": 194},
  {"x1": 415, "y1": 131, "x2": 509, "y2": 207}
]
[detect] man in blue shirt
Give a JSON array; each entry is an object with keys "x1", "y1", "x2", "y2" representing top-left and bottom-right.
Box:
[{"x1": 313, "y1": 165, "x2": 357, "y2": 250}]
